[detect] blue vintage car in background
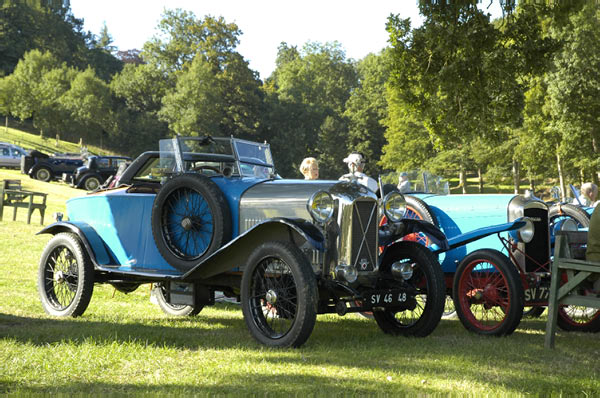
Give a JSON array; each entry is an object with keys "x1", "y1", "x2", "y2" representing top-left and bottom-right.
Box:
[
  {"x1": 381, "y1": 171, "x2": 600, "y2": 336},
  {"x1": 37, "y1": 136, "x2": 454, "y2": 348}
]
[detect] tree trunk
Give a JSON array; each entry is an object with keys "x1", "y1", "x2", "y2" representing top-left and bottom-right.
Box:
[
  {"x1": 557, "y1": 146, "x2": 566, "y2": 201},
  {"x1": 580, "y1": 168, "x2": 585, "y2": 186},
  {"x1": 459, "y1": 169, "x2": 467, "y2": 194},
  {"x1": 478, "y1": 168, "x2": 484, "y2": 193},
  {"x1": 39, "y1": 128, "x2": 43, "y2": 139},
  {"x1": 4, "y1": 116, "x2": 7, "y2": 133},
  {"x1": 512, "y1": 159, "x2": 520, "y2": 194}
]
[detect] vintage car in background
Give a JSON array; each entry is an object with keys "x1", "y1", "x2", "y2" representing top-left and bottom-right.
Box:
[
  {"x1": 0, "y1": 142, "x2": 29, "y2": 168},
  {"x1": 380, "y1": 171, "x2": 600, "y2": 336},
  {"x1": 37, "y1": 136, "x2": 452, "y2": 348},
  {"x1": 21, "y1": 150, "x2": 85, "y2": 182},
  {"x1": 63, "y1": 155, "x2": 131, "y2": 191}
]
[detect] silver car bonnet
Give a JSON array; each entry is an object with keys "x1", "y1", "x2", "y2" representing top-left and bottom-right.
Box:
[{"x1": 239, "y1": 179, "x2": 338, "y2": 232}]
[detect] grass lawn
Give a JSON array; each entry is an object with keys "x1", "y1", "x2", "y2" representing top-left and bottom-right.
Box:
[
  {"x1": 1, "y1": 168, "x2": 599, "y2": 395},
  {"x1": 1, "y1": 127, "x2": 113, "y2": 156}
]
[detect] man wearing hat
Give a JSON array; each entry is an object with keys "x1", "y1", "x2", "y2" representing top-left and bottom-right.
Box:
[
  {"x1": 339, "y1": 152, "x2": 378, "y2": 193},
  {"x1": 398, "y1": 172, "x2": 411, "y2": 193}
]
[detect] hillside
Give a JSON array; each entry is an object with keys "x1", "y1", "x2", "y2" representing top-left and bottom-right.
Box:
[{"x1": 0, "y1": 126, "x2": 116, "y2": 157}]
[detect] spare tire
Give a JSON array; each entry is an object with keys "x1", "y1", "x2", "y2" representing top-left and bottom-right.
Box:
[{"x1": 151, "y1": 173, "x2": 232, "y2": 271}]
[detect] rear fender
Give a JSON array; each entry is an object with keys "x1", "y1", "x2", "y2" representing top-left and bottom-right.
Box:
[
  {"x1": 37, "y1": 221, "x2": 112, "y2": 265},
  {"x1": 182, "y1": 218, "x2": 324, "y2": 281}
]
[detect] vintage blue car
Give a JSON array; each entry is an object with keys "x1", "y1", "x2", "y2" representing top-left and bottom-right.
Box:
[
  {"x1": 382, "y1": 171, "x2": 600, "y2": 336},
  {"x1": 37, "y1": 136, "x2": 458, "y2": 348}
]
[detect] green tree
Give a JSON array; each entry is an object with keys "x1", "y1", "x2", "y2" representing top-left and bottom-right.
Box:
[
  {"x1": 344, "y1": 51, "x2": 390, "y2": 176},
  {"x1": 546, "y1": 2, "x2": 600, "y2": 188},
  {"x1": 268, "y1": 42, "x2": 358, "y2": 179},
  {"x1": 142, "y1": 10, "x2": 241, "y2": 73},
  {"x1": 9, "y1": 50, "x2": 63, "y2": 136},
  {"x1": 60, "y1": 68, "x2": 112, "y2": 147}
]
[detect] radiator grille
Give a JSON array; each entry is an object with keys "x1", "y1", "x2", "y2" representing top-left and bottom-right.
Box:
[
  {"x1": 351, "y1": 200, "x2": 378, "y2": 272},
  {"x1": 524, "y1": 207, "x2": 550, "y2": 272}
]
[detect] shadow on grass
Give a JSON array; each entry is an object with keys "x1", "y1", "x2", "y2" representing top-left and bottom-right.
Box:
[{"x1": 1, "y1": 312, "x2": 598, "y2": 395}]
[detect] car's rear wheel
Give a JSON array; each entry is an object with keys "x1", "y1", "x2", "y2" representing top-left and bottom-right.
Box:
[
  {"x1": 38, "y1": 233, "x2": 94, "y2": 317},
  {"x1": 83, "y1": 176, "x2": 101, "y2": 191},
  {"x1": 373, "y1": 241, "x2": 445, "y2": 337},
  {"x1": 34, "y1": 167, "x2": 52, "y2": 182},
  {"x1": 152, "y1": 173, "x2": 231, "y2": 271},
  {"x1": 241, "y1": 241, "x2": 317, "y2": 348},
  {"x1": 453, "y1": 249, "x2": 524, "y2": 336},
  {"x1": 152, "y1": 282, "x2": 204, "y2": 316}
]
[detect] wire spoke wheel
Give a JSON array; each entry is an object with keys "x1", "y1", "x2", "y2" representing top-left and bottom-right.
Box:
[
  {"x1": 152, "y1": 174, "x2": 231, "y2": 271},
  {"x1": 38, "y1": 233, "x2": 93, "y2": 317},
  {"x1": 241, "y1": 241, "x2": 316, "y2": 348},
  {"x1": 249, "y1": 259, "x2": 297, "y2": 338},
  {"x1": 162, "y1": 186, "x2": 214, "y2": 259},
  {"x1": 453, "y1": 249, "x2": 523, "y2": 336},
  {"x1": 373, "y1": 241, "x2": 445, "y2": 337}
]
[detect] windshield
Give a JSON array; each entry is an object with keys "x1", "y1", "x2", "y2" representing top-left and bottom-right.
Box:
[
  {"x1": 233, "y1": 139, "x2": 274, "y2": 177},
  {"x1": 380, "y1": 170, "x2": 450, "y2": 195},
  {"x1": 158, "y1": 136, "x2": 275, "y2": 178}
]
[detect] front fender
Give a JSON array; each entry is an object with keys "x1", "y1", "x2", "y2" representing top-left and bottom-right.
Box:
[
  {"x1": 379, "y1": 219, "x2": 448, "y2": 251},
  {"x1": 432, "y1": 220, "x2": 526, "y2": 255},
  {"x1": 182, "y1": 217, "x2": 324, "y2": 281},
  {"x1": 37, "y1": 221, "x2": 113, "y2": 265}
]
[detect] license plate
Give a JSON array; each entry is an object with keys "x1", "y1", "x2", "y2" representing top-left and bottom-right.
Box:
[
  {"x1": 524, "y1": 286, "x2": 549, "y2": 303},
  {"x1": 365, "y1": 289, "x2": 408, "y2": 307}
]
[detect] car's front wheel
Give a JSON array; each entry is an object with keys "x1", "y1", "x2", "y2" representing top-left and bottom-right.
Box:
[
  {"x1": 453, "y1": 249, "x2": 524, "y2": 336},
  {"x1": 373, "y1": 241, "x2": 445, "y2": 337},
  {"x1": 241, "y1": 241, "x2": 317, "y2": 348},
  {"x1": 38, "y1": 233, "x2": 94, "y2": 317}
]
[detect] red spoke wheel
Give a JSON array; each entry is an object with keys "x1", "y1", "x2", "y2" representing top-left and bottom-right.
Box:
[
  {"x1": 453, "y1": 249, "x2": 524, "y2": 336},
  {"x1": 557, "y1": 304, "x2": 600, "y2": 332}
]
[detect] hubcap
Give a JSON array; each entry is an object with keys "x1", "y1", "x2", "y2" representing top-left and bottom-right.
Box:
[
  {"x1": 181, "y1": 217, "x2": 193, "y2": 231},
  {"x1": 266, "y1": 289, "x2": 278, "y2": 305},
  {"x1": 54, "y1": 270, "x2": 65, "y2": 283}
]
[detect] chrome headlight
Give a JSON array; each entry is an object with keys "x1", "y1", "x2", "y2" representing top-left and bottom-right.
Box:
[
  {"x1": 510, "y1": 217, "x2": 534, "y2": 243},
  {"x1": 383, "y1": 191, "x2": 406, "y2": 222},
  {"x1": 307, "y1": 191, "x2": 334, "y2": 223}
]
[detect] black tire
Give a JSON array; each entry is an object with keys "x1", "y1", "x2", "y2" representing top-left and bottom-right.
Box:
[
  {"x1": 405, "y1": 195, "x2": 438, "y2": 225},
  {"x1": 373, "y1": 241, "x2": 445, "y2": 337},
  {"x1": 549, "y1": 203, "x2": 590, "y2": 232},
  {"x1": 34, "y1": 166, "x2": 52, "y2": 182},
  {"x1": 37, "y1": 233, "x2": 94, "y2": 317},
  {"x1": 402, "y1": 195, "x2": 439, "y2": 247},
  {"x1": 152, "y1": 282, "x2": 203, "y2": 316},
  {"x1": 241, "y1": 241, "x2": 317, "y2": 348},
  {"x1": 83, "y1": 175, "x2": 101, "y2": 191},
  {"x1": 151, "y1": 173, "x2": 232, "y2": 271},
  {"x1": 453, "y1": 249, "x2": 524, "y2": 336}
]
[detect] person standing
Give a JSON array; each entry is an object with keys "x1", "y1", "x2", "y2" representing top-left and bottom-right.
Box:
[{"x1": 339, "y1": 152, "x2": 378, "y2": 192}]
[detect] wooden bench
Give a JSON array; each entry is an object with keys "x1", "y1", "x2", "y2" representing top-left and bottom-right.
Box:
[
  {"x1": 545, "y1": 230, "x2": 600, "y2": 348},
  {"x1": 0, "y1": 179, "x2": 47, "y2": 225}
]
